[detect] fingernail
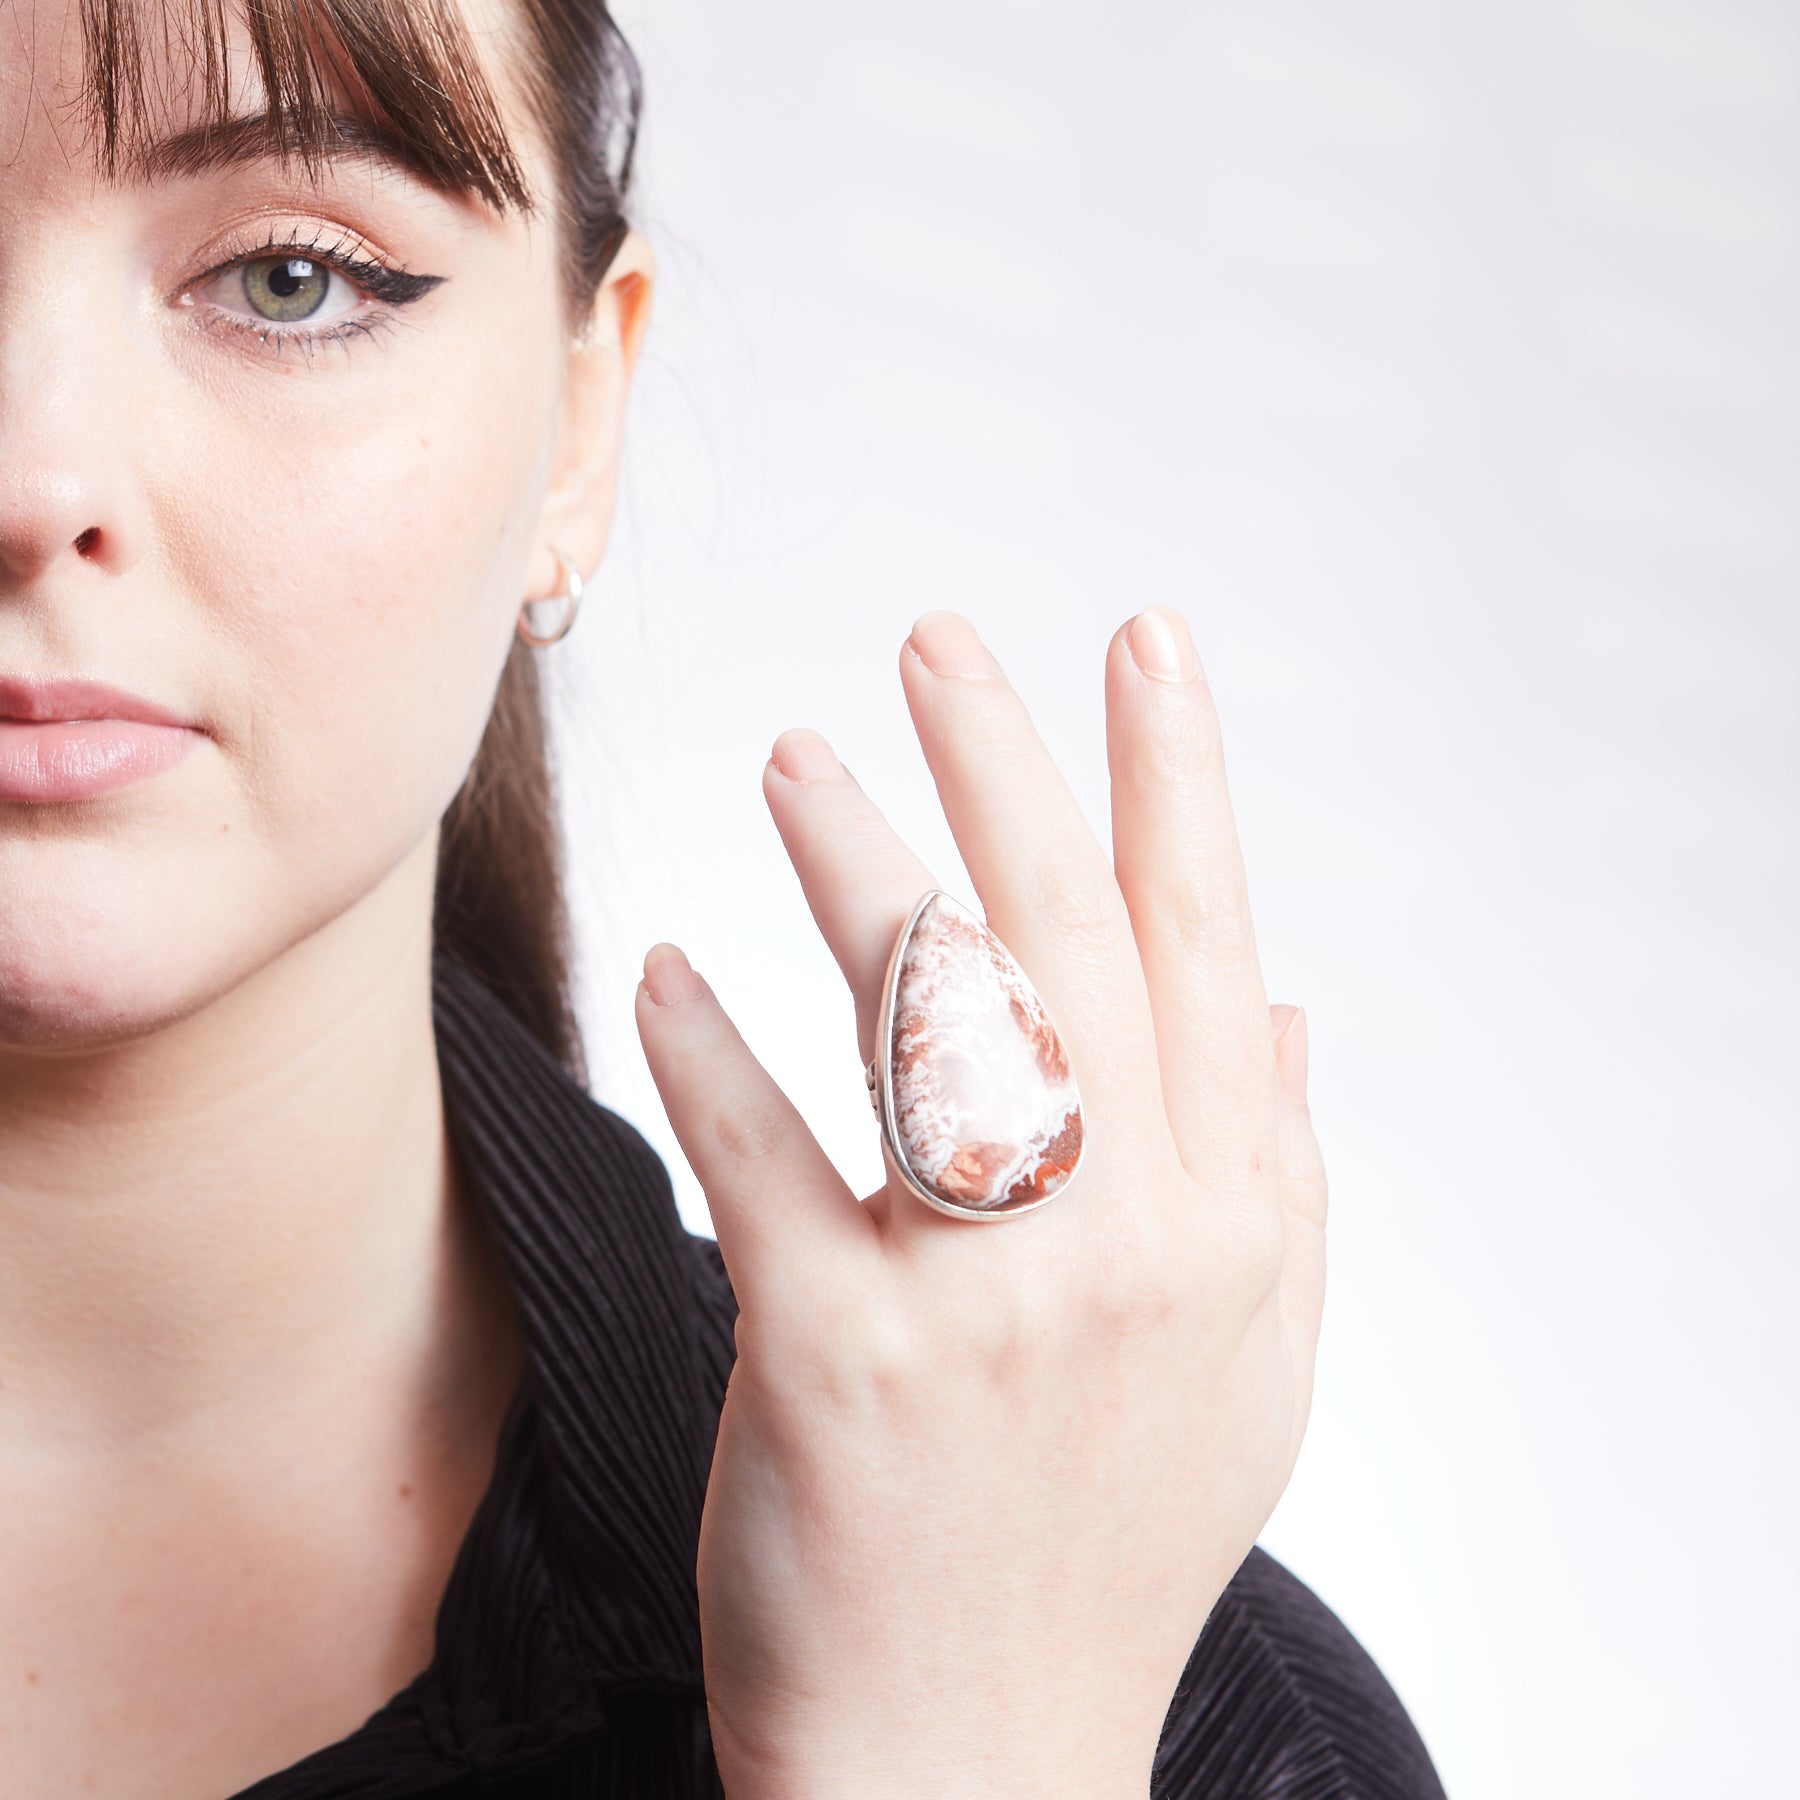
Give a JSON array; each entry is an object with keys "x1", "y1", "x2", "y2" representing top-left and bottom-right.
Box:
[
  {"x1": 643, "y1": 942, "x2": 704, "y2": 1006},
  {"x1": 770, "y1": 726, "x2": 841, "y2": 783},
  {"x1": 908, "y1": 610, "x2": 992, "y2": 678},
  {"x1": 1274, "y1": 1006, "x2": 1308, "y2": 1104},
  {"x1": 1128, "y1": 607, "x2": 1200, "y2": 683}
]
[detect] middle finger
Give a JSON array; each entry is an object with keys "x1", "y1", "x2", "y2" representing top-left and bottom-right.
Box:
[{"x1": 895, "y1": 610, "x2": 1165, "y2": 1163}]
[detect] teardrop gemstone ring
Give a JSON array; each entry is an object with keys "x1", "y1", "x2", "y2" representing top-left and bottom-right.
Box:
[{"x1": 864, "y1": 889, "x2": 1085, "y2": 1221}]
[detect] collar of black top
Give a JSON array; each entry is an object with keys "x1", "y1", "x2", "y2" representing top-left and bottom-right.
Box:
[{"x1": 422, "y1": 946, "x2": 712, "y2": 1751}]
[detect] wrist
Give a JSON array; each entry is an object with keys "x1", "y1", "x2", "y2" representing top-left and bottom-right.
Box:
[
  {"x1": 723, "y1": 1771, "x2": 1148, "y2": 1800},
  {"x1": 710, "y1": 1707, "x2": 1154, "y2": 1800}
]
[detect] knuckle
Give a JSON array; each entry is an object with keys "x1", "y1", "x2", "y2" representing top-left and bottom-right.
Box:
[
  {"x1": 848, "y1": 1293, "x2": 917, "y2": 1393},
  {"x1": 1162, "y1": 872, "x2": 1258, "y2": 972},
  {"x1": 1132, "y1": 689, "x2": 1226, "y2": 789},
  {"x1": 1285, "y1": 1158, "x2": 1330, "y2": 1228},
  {"x1": 708, "y1": 1093, "x2": 790, "y2": 1166},
  {"x1": 798, "y1": 1287, "x2": 923, "y2": 1416},
  {"x1": 1022, "y1": 857, "x2": 1123, "y2": 947},
  {"x1": 1078, "y1": 1202, "x2": 1190, "y2": 1328},
  {"x1": 960, "y1": 1275, "x2": 1058, "y2": 1374},
  {"x1": 1214, "y1": 1193, "x2": 1286, "y2": 1297},
  {"x1": 825, "y1": 800, "x2": 901, "y2": 861},
  {"x1": 957, "y1": 701, "x2": 1030, "y2": 762},
  {"x1": 727, "y1": 1302, "x2": 771, "y2": 1379},
  {"x1": 723, "y1": 1269, "x2": 946, "y2": 1443}
]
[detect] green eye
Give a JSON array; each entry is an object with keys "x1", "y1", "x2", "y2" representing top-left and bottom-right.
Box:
[{"x1": 240, "y1": 255, "x2": 332, "y2": 323}]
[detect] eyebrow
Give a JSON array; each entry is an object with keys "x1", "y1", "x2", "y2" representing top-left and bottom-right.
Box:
[{"x1": 109, "y1": 108, "x2": 445, "y2": 192}]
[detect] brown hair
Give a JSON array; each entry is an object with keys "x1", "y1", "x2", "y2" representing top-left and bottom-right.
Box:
[{"x1": 73, "y1": 0, "x2": 643, "y2": 1083}]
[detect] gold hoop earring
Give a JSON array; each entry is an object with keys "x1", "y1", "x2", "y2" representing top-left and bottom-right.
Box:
[{"x1": 517, "y1": 545, "x2": 584, "y2": 648}]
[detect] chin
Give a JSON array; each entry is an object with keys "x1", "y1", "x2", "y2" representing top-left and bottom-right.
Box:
[
  {"x1": 0, "y1": 789, "x2": 443, "y2": 1055},
  {"x1": 0, "y1": 936, "x2": 199, "y2": 1054},
  {"x1": 0, "y1": 870, "x2": 255, "y2": 1053}
]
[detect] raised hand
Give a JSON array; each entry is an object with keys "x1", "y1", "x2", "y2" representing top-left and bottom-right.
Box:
[{"x1": 633, "y1": 607, "x2": 1325, "y2": 1800}]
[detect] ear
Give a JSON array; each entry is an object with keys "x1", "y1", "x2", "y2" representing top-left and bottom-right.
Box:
[{"x1": 524, "y1": 227, "x2": 657, "y2": 602}]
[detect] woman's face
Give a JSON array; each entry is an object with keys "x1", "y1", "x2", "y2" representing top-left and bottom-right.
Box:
[{"x1": 0, "y1": 0, "x2": 643, "y2": 1048}]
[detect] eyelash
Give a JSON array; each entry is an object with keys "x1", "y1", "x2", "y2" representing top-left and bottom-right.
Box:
[{"x1": 186, "y1": 223, "x2": 444, "y2": 364}]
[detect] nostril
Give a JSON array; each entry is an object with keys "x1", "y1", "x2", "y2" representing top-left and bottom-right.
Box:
[{"x1": 74, "y1": 526, "x2": 100, "y2": 556}]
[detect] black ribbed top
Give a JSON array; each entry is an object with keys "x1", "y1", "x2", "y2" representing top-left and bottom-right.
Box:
[{"x1": 226, "y1": 948, "x2": 1447, "y2": 1798}]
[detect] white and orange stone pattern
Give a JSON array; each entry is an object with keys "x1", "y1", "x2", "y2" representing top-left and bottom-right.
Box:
[{"x1": 884, "y1": 892, "x2": 1084, "y2": 1214}]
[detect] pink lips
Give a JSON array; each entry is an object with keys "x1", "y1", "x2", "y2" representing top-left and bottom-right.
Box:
[{"x1": 0, "y1": 676, "x2": 206, "y2": 803}]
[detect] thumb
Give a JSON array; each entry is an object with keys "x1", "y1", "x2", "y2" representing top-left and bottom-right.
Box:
[{"x1": 634, "y1": 942, "x2": 874, "y2": 1317}]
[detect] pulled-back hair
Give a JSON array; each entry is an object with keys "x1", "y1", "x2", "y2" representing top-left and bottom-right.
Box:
[{"x1": 74, "y1": 0, "x2": 643, "y2": 1083}]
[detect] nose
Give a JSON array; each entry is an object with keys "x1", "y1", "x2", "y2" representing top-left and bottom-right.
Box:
[
  {"x1": 0, "y1": 263, "x2": 144, "y2": 592},
  {"x1": 0, "y1": 468, "x2": 111, "y2": 588}
]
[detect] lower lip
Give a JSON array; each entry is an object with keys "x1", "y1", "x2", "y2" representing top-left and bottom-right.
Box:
[{"x1": 0, "y1": 719, "x2": 205, "y2": 803}]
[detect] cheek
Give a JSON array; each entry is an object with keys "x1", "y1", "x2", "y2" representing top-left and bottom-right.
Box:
[{"x1": 195, "y1": 339, "x2": 559, "y2": 857}]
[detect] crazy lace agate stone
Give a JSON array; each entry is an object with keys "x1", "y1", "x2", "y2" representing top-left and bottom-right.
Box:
[{"x1": 884, "y1": 891, "x2": 1084, "y2": 1213}]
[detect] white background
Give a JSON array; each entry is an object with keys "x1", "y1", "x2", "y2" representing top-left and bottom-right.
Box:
[{"x1": 538, "y1": 3, "x2": 1798, "y2": 1793}]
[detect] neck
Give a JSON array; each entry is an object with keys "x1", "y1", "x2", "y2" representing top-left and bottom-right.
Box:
[{"x1": 0, "y1": 838, "x2": 519, "y2": 1465}]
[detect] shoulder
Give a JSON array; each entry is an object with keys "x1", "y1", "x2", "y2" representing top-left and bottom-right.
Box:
[{"x1": 1154, "y1": 1545, "x2": 1445, "y2": 1799}]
